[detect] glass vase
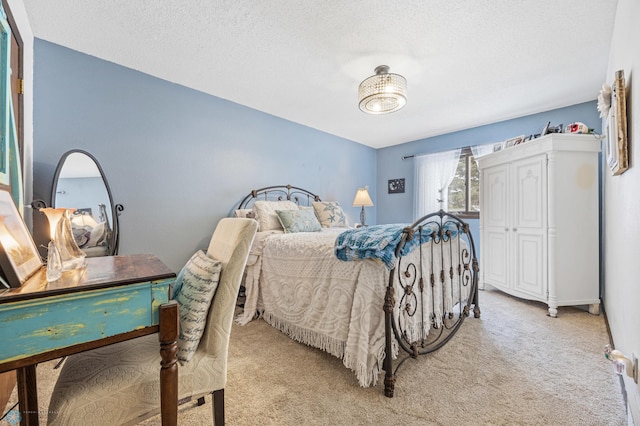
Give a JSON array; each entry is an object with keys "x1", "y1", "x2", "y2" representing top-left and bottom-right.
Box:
[
  {"x1": 40, "y1": 207, "x2": 86, "y2": 271},
  {"x1": 46, "y1": 240, "x2": 63, "y2": 282}
]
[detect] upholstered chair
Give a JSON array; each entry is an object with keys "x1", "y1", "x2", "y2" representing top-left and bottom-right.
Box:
[{"x1": 47, "y1": 218, "x2": 258, "y2": 425}]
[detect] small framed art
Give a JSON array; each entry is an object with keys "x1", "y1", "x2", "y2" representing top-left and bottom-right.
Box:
[
  {"x1": 503, "y1": 135, "x2": 525, "y2": 149},
  {"x1": 388, "y1": 178, "x2": 405, "y2": 194},
  {"x1": 0, "y1": 188, "x2": 42, "y2": 287}
]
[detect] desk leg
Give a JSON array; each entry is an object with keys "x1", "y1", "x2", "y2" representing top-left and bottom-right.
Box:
[
  {"x1": 159, "y1": 300, "x2": 179, "y2": 426},
  {"x1": 16, "y1": 365, "x2": 38, "y2": 425}
]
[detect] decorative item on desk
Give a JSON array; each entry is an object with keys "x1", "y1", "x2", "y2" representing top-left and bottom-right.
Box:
[
  {"x1": 40, "y1": 207, "x2": 86, "y2": 277},
  {"x1": 0, "y1": 189, "x2": 42, "y2": 287},
  {"x1": 352, "y1": 186, "x2": 374, "y2": 227},
  {"x1": 45, "y1": 239, "x2": 63, "y2": 282}
]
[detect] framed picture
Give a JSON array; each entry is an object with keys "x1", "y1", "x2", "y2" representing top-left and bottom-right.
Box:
[
  {"x1": 504, "y1": 135, "x2": 525, "y2": 149},
  {"x1": 607, "y1": 100, "x2": 619, "y2": 171},
  {"x1": 0, "y1": 14, "x2": 11, "y2": 186},
  {"x1": 540, "y1": 121, "x2": 551, "y2": 137},
  {"x1": 0, "y1": 188, "x2": 42, "y2": 287},
  {"x1": 607, "y1": 70, "x2": 628, "y2": 176},
  {"x1": 388, "y1": 178, "x2": 405, "y2": 194}
]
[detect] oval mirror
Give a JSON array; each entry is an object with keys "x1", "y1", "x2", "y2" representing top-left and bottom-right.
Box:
[{"x1": 50, "y1": 150, "x2": 123, "y2": 257}]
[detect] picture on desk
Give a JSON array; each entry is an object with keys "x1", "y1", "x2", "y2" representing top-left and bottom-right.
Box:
[{"x1": 0, "y1": 188, "x2": 42, "y2": 287}]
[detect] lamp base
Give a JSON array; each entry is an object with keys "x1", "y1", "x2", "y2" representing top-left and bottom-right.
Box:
[{"x1": 360, "y1": 206, "x2": 366, "y2": 227}]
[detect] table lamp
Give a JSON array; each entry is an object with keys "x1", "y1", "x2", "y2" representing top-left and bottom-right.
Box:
[{"x1": 352, "y1": 187, "x2": 374, "y2": 227}]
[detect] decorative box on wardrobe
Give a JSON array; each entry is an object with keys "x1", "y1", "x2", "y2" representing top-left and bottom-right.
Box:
[{"x1": 477, "y1": 133, "x2": 601, "y2": 317}]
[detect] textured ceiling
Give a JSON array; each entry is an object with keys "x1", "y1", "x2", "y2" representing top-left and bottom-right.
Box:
[{"x1": 23, "y1": 0, "x2": 618, "y2": 148}]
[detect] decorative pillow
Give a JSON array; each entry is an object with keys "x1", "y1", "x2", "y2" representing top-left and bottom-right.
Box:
[
  {"x1": 252, "y1": 200, "x2": 299, "y2": 231},
  {"x1": 276, "y1": 208, "x2": 322, "y2": 233},
  {"x1": 71, "y1": 224, "x2": 91, "y2": 247},
  {"x1": 173, "y1": 250, "x2": 222, "y2": 363},
  {"x1": 85, "y1": 222, "x2": 106, "y2": 248},
  {"x1": 312, "y1": 201, "x2": 349, "y2": 228},
  {"x1": 234, "y1": 209, "x2": 255, "y2": 219}
]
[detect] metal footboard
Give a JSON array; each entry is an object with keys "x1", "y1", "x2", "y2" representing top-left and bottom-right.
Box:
[{"x1": 383, "y1": 210, "x2": 480, "y2": 397}]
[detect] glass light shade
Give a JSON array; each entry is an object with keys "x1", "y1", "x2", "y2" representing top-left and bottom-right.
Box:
[
  {"x1": 40, "y1": 207, "x2": 86, "y2": 272},
  {"x1": 352, "y1": 187, "x2": 374, "y2": 207},
  {"x1": 358, "y1": 65, "x2": 407, "y2": 114}
]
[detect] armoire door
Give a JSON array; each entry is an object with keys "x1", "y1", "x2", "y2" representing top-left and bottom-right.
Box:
[
  {"x1": 511, "y1": 155, "x2": 547, "y2": 299},
  {"x1": 481, "y1": 163, "x2": 510, "y2": 290}
]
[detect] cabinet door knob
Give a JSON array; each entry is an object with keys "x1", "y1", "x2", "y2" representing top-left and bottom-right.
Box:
[
  {"x1": 513, "y1": 228, "x2": 517, "y2": 232},
  {"x1": 505, "y1": 228, "x2": 509, "y2": 231}
]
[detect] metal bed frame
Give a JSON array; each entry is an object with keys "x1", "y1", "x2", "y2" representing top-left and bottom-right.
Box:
[{"x1": 237, "y1": 185, "x2": 480, "y2": 397}]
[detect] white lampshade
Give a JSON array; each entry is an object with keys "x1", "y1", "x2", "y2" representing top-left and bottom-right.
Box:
[
  {"x1": 358, "y1": 65, "x2": 407, "y2": 114},
  {"x1": 352, "y1": 187, "x2": 374, "y2": 207},
  {"x1": 353, "y1": 187, "x2": 373, "y2": 227}
]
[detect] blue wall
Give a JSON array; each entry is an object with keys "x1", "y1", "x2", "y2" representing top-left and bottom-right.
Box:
[
  {"x1": 32, "y1": 39, "x2": 603, "y2": 271},
  {"x1": 375, "y1": 101, "x2": 603, "y2": 256},
  {"x1": 32, "y1": 40, "x2": 376, "y2": 271}
]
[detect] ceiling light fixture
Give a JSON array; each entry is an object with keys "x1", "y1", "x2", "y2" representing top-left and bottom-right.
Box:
[{"x1": 358, "y1": 65, "x2": 407, "y2": 114}]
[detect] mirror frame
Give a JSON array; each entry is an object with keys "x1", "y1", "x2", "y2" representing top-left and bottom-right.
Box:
[{"x1": 50, "y1": 149, "x2": 124, "y2": 256}]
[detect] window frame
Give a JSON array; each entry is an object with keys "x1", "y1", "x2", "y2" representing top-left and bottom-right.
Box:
[{"x1": 447, "y1": 147, "x2": 479, "y2": 219}]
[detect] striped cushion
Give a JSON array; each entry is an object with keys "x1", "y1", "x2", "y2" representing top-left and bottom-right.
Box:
[{"x1": 173, "y1": 250, "x2": 222, "y2": 362}]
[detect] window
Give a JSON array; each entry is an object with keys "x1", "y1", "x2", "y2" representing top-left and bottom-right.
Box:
[{"x1": 448, "y1": 147, "x2": 479, "y2": 218}]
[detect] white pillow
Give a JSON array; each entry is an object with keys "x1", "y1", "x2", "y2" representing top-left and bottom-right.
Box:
[
  {"x1": 86, "y1": 222, "x2": 106, "y2": 248},
  {"x1": 312, "y1": 201, "x2": 349, "y2": 228},
  {"x1": 234, "y1": 209, "x2": 255, "y2": 219},
  {"x1": 173, "y1": 250, "x2": 222, "y2": 363},
  {"x1": 252, "y1": 200, "x2": 299, "y2": 231}
]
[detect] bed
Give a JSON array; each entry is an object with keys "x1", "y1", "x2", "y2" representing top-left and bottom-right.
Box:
[{"x1": 234, "y1": 185, "x2": 480, "y2": 397}]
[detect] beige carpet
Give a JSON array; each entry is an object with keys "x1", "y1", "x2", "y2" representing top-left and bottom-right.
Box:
[{"x1": 4, "y1": 288, "x2": 627, "y2": 425}]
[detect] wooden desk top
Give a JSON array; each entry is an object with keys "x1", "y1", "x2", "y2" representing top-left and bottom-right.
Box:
[{"x1": 0, "y1": 254, "x2": 175, "y2": 303}]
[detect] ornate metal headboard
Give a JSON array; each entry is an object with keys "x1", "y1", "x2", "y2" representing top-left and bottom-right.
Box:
[{"x1": 237, "y1": 185, "x2": 321, "y2": 209}]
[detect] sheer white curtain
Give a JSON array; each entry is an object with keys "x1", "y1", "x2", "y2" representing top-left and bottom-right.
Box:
[
  {"x1": 470, "y1": 143, "x2": 495, "y2": 163},
  {"x1": 413, "y1": 148, "x2": 462, "y2": 220}
]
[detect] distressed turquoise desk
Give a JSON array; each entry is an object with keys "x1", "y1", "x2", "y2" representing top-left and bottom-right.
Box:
[{"x1": 0, "y1": 254, "x2": 178, "y2": 426}]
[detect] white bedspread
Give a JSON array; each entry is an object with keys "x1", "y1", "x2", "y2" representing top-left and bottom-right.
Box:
[{"x1": 237, "y1": 228, "x2": 469, "y2": 387}]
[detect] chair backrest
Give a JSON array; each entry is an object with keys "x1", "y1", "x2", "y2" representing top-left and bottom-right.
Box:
[{"x1": 198, "y1": 218, "x2": 257, "y2": 364}]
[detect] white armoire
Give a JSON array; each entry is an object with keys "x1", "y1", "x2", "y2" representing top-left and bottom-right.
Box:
[{"x1": 477, "y1": 133, "x2": 601, "y2": 317}]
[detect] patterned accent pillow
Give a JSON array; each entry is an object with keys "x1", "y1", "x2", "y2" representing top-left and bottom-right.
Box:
[
  {"x1": 252, "y1": 200, "x2": 299, "y2": 231},
  {"x1": 312, "y1": 201, "x2": 349, "y2": 228},
  {"x1": 276, "y1": 208, "x2": 322, "y2": 233},
  {"x1": 173, "y1": 250, "x2": 222, "y2": 363}
]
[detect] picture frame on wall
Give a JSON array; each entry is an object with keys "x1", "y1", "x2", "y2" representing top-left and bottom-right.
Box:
[
  {"x1": 0, "y1": 13, "x2": 11, "y2": 186},
  {"x1": 0, "y1": 188, "x2": 42, "y2": 287},
  {"x1": 388, "y1": 178, "x2": 405, "y2": 194},
  {"x1": 607, "y1": 99, "x2": 619, "y2": 171},
  {"x1": 607, "y1": 70, "x2": 629, "y2": 176}
]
